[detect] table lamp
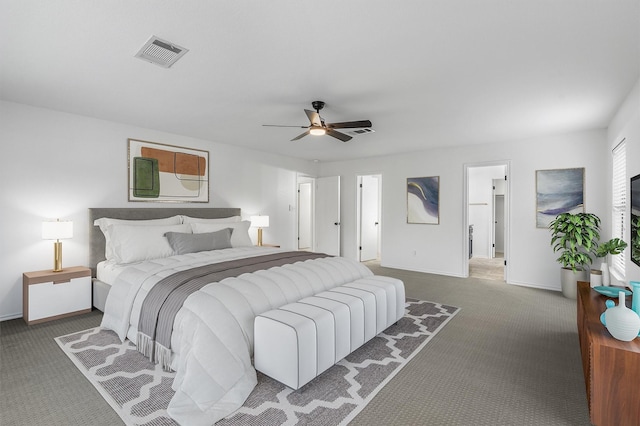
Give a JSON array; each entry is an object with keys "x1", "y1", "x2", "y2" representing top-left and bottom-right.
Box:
[
  {"x1": 42, "y1": 219, "x2": 73, "y2": 272},
  {"x1": 250, "y1": 215, "x2": 269, "y2": 246}
]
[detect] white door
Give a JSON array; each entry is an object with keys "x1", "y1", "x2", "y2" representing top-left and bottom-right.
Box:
[
  {"x1": 298, "y1": 182, "x2": 312, "y2": 250},
  {"x1": 495, "y1": 195, "x2": 505, "y2": 253},
  {"x1": 359, "y1": 175, "x2": 379, "y2": 261},
  {"x1": 491, "y1": 183, "x2": 496, "y2": 258},
  {"x1": 315, "y1": 176, "x2": 341, "y2": 256}
]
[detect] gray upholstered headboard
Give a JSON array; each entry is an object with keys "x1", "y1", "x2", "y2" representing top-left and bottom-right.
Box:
[{"x1": 88, "y1": 207, "x2": 241, "y2": 277}]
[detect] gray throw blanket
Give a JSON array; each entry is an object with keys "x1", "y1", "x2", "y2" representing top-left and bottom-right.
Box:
[{"x1": 137, "y1": 251, "x2": 330, "y2": 370}]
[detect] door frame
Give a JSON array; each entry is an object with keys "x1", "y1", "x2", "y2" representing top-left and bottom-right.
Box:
[{"x1": 463, "y1": 160, "x2": 510, "y2": 281}]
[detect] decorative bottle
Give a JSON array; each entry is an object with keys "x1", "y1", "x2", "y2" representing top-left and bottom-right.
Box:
[{"x1": 603, "y1": 291, "x2": 640, "y2": 341}]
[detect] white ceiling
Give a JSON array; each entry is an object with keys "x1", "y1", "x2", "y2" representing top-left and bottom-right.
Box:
[{"x1": 1, "y1": 1, "x2": 639, "y2": 162}]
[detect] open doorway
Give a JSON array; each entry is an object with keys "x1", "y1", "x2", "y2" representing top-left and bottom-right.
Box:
[
  {"x1": 465, "y1": 162, "x2": 509, "y2": 281},
  {"x1": 357, "y1": 174, "x2": 381, "y2": 262}
]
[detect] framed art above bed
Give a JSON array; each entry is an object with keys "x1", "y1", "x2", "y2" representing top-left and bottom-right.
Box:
[{"x1": 128, "y1": 139, "x2": 209, "y2": 203}]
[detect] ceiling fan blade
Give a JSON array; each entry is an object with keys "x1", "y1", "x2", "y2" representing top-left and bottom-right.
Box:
[
  {"x1": 326, "y1": 120, "x2": 372, "y2": 129},
  {"x1": 262, "y1": 124, "x2": 309, "y2": 128},
  {"x1": 327, "y1": 129, "x2": 352, "y2": 142},
  {"x1": 291, "y1": 130, "x2": 310, "y2": 141},
  {"x1": 304, "y1": 109, "x2": 322, "y2": 126}
]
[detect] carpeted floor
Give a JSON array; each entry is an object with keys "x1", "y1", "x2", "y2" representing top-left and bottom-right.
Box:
[
  {"x1": 55, "y1": 299, "x2": 457, "y2": 426},
  {"x1": 0, "y1": 263, "x2": 591, "y2": 426}
]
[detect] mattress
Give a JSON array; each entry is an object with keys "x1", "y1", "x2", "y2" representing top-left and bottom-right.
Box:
[
  {"x1": 94, "y1": 261, "x2": 129, "y2": 312},
  {"x1": 96, "y1": 260, "x2": 128, "y2": 285},
  {"x1": 94, "y1": 248, "x2": 283, "y2": 311},
  {"x1": 92, "y1": 279, "x2": 110, "y2": 312}
]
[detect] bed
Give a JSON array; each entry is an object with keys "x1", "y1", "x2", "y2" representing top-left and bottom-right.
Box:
[
  {"x1": 89, "y1": 207, "x2": 242, "y2": 311},
  {"x1": 89, "y1": 207, "x2": 378, "y2": 425}
]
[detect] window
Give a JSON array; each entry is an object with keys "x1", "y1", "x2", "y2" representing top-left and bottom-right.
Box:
[{"x1": 611, "y1": 139, "x2": 626, "y2": 277}]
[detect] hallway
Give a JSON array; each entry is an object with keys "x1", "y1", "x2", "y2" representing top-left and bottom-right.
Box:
[{"x1": 469, "y1": 253, "x2": 505, "y2": 281}]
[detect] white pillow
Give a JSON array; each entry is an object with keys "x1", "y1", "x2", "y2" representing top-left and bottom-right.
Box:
[
  {"x1": 105, "y1": 223, "x2": 191, "y2": 264},
  {"x1": 180, "y1": 215, "x2": 241, "y2": 224},
  {"x1": 191, "y1": 221, "x2": 253, "y2": 247},
  {"x1": 94, "y1": 216, "x2": 182, "y2": 260}
]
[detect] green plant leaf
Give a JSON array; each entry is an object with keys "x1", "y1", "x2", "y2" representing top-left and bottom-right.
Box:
[{"x1": 549, "y1": 212, "x2": 601, "y2": 269}]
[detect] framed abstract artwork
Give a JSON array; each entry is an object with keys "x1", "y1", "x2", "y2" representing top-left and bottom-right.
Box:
[
  {"x1": 128, "y1": 139, "x2": 209, "y2": 202},
  {"x1": 407, "y1": 176, "x2": 439, "y2": 224},
  {"x1": 631, "y1": 173, "x2": 640, "y2": 267},
  {"x1": 535, "y1": 167, "x2": 584, "y2": 228}
]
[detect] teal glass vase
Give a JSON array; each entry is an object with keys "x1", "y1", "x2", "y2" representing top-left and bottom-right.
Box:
[{"x1": 631, "y1": 281, "x2": 640, "y2": 317}]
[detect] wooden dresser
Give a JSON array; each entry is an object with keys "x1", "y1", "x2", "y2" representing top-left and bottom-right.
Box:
[{"x1": 576, "y1": 281, "x2": 640, "y2": 426}]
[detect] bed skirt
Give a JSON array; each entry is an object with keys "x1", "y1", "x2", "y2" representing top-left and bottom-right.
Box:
[{"x1": 92, "y1": 279, "x2": 111, "y2": 312}]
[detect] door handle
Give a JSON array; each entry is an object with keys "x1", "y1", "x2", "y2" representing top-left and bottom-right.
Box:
[
  {"x1": 374, "y1": 222, "x2": 379, "y2": 225},
  {"x1": 334, "y1": 222, "x2": 340, "y2": 226}
]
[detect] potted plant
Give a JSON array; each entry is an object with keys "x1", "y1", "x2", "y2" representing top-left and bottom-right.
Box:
[
  {"x1": 549, "y1": 212, "x2": 600, "y2": 299},
  {"x1": 594, "y1": 237, "x2": 627, "y2": 286}
]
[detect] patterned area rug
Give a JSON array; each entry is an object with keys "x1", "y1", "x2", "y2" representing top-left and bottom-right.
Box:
[{"x1": 55, "y1": 299, "x2": 458, "y2": 425}]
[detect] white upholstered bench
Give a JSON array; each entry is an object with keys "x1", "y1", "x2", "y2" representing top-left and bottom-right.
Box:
[{"x1": 254, "y1": 276, "x2": 405, "y2": 389}]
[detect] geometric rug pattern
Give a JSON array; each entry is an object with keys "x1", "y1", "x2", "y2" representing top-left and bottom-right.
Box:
[{"x1": 56, "y1": 299, "x2": 459, "y2": 426}]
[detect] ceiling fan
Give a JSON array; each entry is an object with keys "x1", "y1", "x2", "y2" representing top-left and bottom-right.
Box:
[{"x1": 263, "y1": 101, "x2": 372, "y2": 142}]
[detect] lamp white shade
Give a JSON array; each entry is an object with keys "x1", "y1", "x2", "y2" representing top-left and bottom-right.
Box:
[
  {"x1": 42, "y1": 220, "x2": 74, "y2": 240},
  {"x1": 250, "y1": 215, "x2": 269, "y2": 228}
]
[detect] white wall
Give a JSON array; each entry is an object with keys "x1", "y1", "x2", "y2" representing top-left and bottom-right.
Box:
[
  {"x1": 4, "y1": 76, "x2": 635, "y2": 320},
  {"x1": 319, "y1": 129, "x2": 608, "y2": 292},
  {"x1": 0, "y1": 101, "x2": 318, "y2": 320},
  {"x1": 608, "y1": 77, "x2": 640, "y2": 284}
]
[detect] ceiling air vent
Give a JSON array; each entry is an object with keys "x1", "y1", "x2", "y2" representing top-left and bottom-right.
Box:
[
  {"x1": 345, "y1": 128, "x2": 375, "y2": 136},
  {"x1": 134, "y1": 36, "x2": 189, "y2": 68}
]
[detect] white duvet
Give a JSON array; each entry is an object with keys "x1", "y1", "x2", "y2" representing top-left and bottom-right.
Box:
[{"x1": 100, "y1": 247, "x2": 373, "y2": 425}]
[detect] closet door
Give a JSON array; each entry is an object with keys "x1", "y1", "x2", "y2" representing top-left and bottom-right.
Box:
[{"x1": 315, "y1": 176, "x2": 340, "y2": 256}]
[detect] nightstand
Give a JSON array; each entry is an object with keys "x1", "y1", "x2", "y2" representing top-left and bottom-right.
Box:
[{"x1": 23, "y1": 266, "x2": 92, "y2": 325}]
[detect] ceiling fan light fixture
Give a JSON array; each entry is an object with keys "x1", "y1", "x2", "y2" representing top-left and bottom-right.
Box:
[
  {"x1": 310, "y1": 127, "x2": 326, "y2": 136},
  {"x1": 264, "y1": 101, "x2": 370, "y2": 143}
]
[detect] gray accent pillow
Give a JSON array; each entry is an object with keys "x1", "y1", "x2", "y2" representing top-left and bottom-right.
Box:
[{"x1": 165, "y1": 228, "x2": 233, "y2": 255}]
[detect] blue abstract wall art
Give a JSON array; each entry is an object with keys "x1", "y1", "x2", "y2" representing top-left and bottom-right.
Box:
[
  {"x1": 407, "y1": 176, "x2": 439, "y2": 224},
  {"x1": 536, "y1": 168, "x2": 584, "y2": 228}
]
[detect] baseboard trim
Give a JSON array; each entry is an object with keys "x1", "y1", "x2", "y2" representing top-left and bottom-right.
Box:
[
  {"x1": 379, "y1": 262, "x2": 466, "y2": 278},
  {"x1": 0, "y1": 312, "x2": 23, "y2": 322},
  {"x1": 507, "y1": 279, "x2": 560, "y2": 292},
  {"x1": 378, "y1": 262, "x2": 561, "y2": 293}
]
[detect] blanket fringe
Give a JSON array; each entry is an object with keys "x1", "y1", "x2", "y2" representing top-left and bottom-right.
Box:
[
  {"x1": 137, "y1": 332, "x2": 154, "y2": 361},
  {"x1": 137, "y1": 332, "x2": 172, "y2": 371},
  {"x1": 155, "y1": 343, "x2": 173, "y2": 372}
]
